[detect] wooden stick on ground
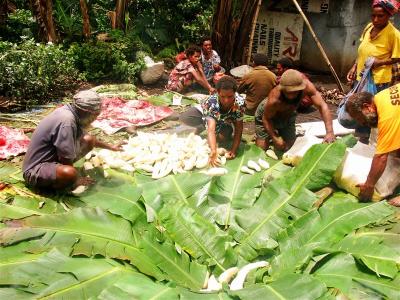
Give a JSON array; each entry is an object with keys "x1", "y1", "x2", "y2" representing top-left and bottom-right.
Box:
[
  {"x1": 246, "y1": 0, "x2": 263, "y2": 65},
  {"x1": 291, "y1": 0, "x2": 345, "y2": 92}
]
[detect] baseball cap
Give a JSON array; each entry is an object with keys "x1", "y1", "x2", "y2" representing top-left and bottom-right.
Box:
[{"x1": 279, "y1": 69, "x2": 306, "y2": 92}]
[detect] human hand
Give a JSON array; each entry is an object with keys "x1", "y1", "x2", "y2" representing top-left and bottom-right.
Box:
[
  {"x1": 356, "y1": 183, "x2": 374, "y2": 202},
  {"x1": 109, "y1": 141, "x2": 126, "y2": 152},
  {"x1": 346, "y1": 66, "x2": 356, "y2": 83},
  {"x1": 225, "y1": 151, "x2": 236, "y2": 160},
  {"x1": 323, "y1": 132, "x2": 336, "y2": 143},
  {"x1": 209, "y1": 87, "x2": 216, "y2": 94},
  {"x1": 272, "y1": 136, "x2": 286, "y2": 151},
  {"x1": 209, "y1": 152, "x2": 220, "y2": 167}
]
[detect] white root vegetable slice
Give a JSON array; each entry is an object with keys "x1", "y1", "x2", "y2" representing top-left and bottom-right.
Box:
[
  {"x1": 230, "y1": 261, "x2": 269, "y2": 291},
  {"x1": 258, "y1": 159, "x2": 270, "y2": 169},
  {"x1": 203, "y1": 275, "x2": 222, "y2": 292},
  {"x1": 218, "y1": 267, "x2": 239, "y2": 284},
  {"x1": 90, "y1": 156, "x2": 102, "y2": 168},
  {"x1": 83, "y1": 162, "x2": 94, "y2": 171},
  {"x1": 71, "y1": 185, "x2": 88, "y2": 196},
  {"x1": 196, "y1": 156, "x2": 209, "y2": 169},
  {"x1": 218, "y1": 155, "x2": 227, "y2": 165},
  {"x1": 266, "y1": 149, "x2": 278, "y2": 160},
  {"x1": 240, "y1": 166, "x2": 255, "y2": 175},
  {"x1": 202, "y1": 167, "x2": 228, "y2": 176},
  {"x1": 217, "y1": 147, "x2": 227, "y2": 156},
  {"x1": 247, "y1": 160, "x2": 261, "y2": 172}
]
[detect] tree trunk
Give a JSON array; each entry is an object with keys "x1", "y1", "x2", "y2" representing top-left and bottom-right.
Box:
[
  {"x1": 79, "y1": 0, "x2": 90, "y2": 38},
  {"x1": 212, "y1": 0, "x2": 261, "y2": 68},
  {"x1": 30, "y1": 0, "x2": 58, "y2": 42},
  {"x1": 0, "y1": 0, "x2": 9, "y2": 26},
  {"x1": 114, "y1": 0, "x2": 128, "y2": 30}
]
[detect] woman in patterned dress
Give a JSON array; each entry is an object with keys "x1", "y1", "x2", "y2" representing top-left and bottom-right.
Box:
[{"x1": 167, "y1": 45, "x2": 215, "y2": 94}]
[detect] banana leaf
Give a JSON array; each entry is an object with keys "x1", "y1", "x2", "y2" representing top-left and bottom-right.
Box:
[
  {"x1": 1, "y1": 248, "x2": 141, "y2": 299},
  {"x1": 0, "y1": 207, "x2": 163, "y2": 280},
  {"x1": 0, "y1": 242, "x2": 46, "y2": 286},
  {"x1": 327, "y1": 233, "x2": 400, "y2": 278},
  {"x1": 230, "y1": 274, "x2": 327, "y2": 300},
  {"x1": 77, "y1": 173, "x2": 145, "y2": 222},
  {"x1": 355, "y1": 222, "x2": 400, "y2": 252},
  {"x1": 313, "y1": 253, "x2": 400, "y2": 299},
  {"x1": 160, "y1": 204, "x2": 237, "y2": 272},
  {"x1": 232, "y1": 142, "x2": 347, "y2": 261},
  {"x1": 138, "y1": 172, "x2": 211, "y2": 213},
  {"x1": 0, "y1": 196, "x2": 65, "y2": 219},
  {"x1": 180, "y1": 291, "x2": 233, "y2": 299},
  {"x1": 270, "y1": 194, "x2": 395, "y2": 278},
  {"x1": 0, "y1": 288, "x2": 32, "y2": 300},
  {"x1": 139, "y1": 231, "x2": 207, "y2": 290},
  {"x1": 146, "y1": 92, "x2": 196, "y2": 106},
  {"x1": 204, "y1": 145, "x2": 266, "y2": 227},
  {"x1": 98, "y1": 272, "x2": 180, "y2": 300}
]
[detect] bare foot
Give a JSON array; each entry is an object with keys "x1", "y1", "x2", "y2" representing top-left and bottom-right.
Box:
[
  {"x1": 388, "y1": 196, "x2": 400, "y2": 207},
  {"x1": 74, "y1": 176, "x2": 96, "y2": 188}
]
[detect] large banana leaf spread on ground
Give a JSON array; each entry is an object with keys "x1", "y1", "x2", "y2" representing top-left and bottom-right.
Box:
[{"x1": 0, "y1": 141, "x2": 399, "y2": 299}]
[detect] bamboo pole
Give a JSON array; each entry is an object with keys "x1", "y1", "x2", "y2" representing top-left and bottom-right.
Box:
[
  {"x1": 246, "y1": 0, "x2": 262, "y2": 65},
  {"x1": 291, "y1": 0, "x2": 344, "y2": 92}
]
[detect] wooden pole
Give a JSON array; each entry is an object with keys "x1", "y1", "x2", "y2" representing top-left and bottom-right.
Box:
[
  {"x1": 291, "y1": 0, "x2": 344, "y2": 92},
  {"x1": 246, "y1": 0, "x2": 262, "y2": 65}
]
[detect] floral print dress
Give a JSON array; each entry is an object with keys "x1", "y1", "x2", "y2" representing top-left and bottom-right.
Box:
[
  {"x1": 202, "y1": 93, "x2": 245, "y2": 133},
  {"x1": 167, "y1": 59, "x2": 196, "y2": 92},
  {"x1": 201, "y1": 50, "x2": 221, "y2": 81}
]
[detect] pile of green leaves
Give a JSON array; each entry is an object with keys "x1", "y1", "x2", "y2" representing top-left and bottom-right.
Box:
[
  {"x1": 0, "y1": 141, "x2": 399, "y2": 299},
  {"x1": 0, "y1": 39, "x2": 81, "y2": 104}
]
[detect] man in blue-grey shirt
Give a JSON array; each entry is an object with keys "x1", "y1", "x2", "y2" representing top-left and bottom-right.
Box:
[{"x1": 23, "y1": 90, "x2": 122, "y2": 190}]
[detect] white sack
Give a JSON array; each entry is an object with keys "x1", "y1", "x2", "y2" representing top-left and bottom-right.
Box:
[
  {"x1": 282, "y1": 135, "x2": 323, "y2": 166},
  {"x1": 334, "y1": 142, "x2": 400, "y2": 201}
]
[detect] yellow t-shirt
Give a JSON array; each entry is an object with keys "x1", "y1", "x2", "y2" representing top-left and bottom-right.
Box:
[
  {"x1": 357, "y1": 22, "x2": 400, "y2": 84},
  {"x1": 375, "y1": 83, "x2": 400, "y2": 154}
]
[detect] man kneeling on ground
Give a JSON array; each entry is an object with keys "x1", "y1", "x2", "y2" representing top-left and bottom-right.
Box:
[
  {"x1": 255, "y1": 69, "x2": 335, "y2": 151},
  {"x1": 23, "y1": 90, "x2": 122, "y2": 190},
  {"x1": 346, "y1": 85, "x2": 400, "y2": 206}
]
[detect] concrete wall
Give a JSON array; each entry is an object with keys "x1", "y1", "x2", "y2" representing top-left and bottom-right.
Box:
[{"x1": 299, "y1": 0, "x2": 400, "y2": 77}]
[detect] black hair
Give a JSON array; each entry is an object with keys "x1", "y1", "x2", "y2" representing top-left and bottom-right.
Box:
[
  {"x1": 185, "y1": 45, "x2": 202, "y2": 57},
  {"x1": 252, "y1": 53, "x2": 268, "y2": 66},
  {"x1": 278, "y1": 57, "x2": 294, "y2": 69},
  {"x1": 200, "y1": 37, "x2": 212, "y2": 45},
  {"x1": 345, "y1": 92, "x2": 374, "y2": 114},
  {"x1": 216, "y1": 75, "x2": 237, "y2": 92}
]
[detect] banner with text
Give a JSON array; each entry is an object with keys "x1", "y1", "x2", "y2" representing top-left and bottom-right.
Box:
[{"x1": 252, "y1": 11, "x2": 304, "y2": 63}]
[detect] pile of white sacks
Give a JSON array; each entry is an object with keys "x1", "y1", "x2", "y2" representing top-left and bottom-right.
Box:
[{"x1": 283, "y1": 133, "x2": 400, "y2": 201}]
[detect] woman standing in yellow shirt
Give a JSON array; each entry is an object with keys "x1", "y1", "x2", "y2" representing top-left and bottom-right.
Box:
[{"x1": 347, "y1": 0, "x2": 400, "y2": 92}]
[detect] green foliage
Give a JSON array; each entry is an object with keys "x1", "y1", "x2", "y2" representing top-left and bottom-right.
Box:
[
  {"x1": 68, "y1": 40, "x2": 145, "y2": 82},
  {"x1": 0, "y1": 39, "x2": 81, "y2": 104},
  {"x1": 1, "y1": 141, "x2": 399, "y2": 299},
  {"x1": 0, "y1": 9, "x2": 37, "y2": 42}
]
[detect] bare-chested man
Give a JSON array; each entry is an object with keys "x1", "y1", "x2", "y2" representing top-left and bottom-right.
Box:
[{"x1": 255, "y1": 69, "x2": 336, "y2": 151}]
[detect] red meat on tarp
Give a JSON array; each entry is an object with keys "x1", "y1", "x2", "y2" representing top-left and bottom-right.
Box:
[
  {"x1": 91, "y1": 97, "x2": 174, "y2": 135},
  {"x1": 0, "y1": 126, "x2": 30, "y2": 160}
]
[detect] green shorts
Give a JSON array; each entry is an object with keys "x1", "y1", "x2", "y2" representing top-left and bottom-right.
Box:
[{"x1": 255, "y1": 99, "x2": 297, "y2": 142}]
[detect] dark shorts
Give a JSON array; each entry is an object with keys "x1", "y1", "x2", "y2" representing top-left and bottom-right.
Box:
[
  {"x1": 23, "y1": 162, "x2": 60, "y2": 188},
  {"x1": 255, "y1": 98, "x2": 297, "y2": 142}
]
